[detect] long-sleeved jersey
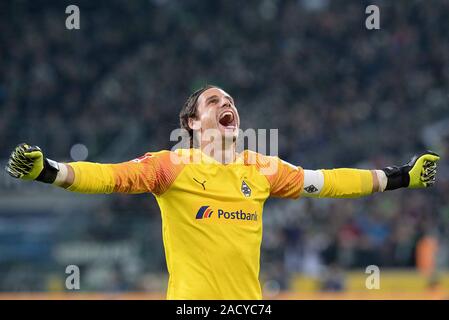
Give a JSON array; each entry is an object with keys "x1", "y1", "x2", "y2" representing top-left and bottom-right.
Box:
[{"x1": 67, "y1": 148, "x2": 304, "y2": 299}]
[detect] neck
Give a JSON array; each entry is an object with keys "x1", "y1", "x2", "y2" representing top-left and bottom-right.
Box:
[{"x1": 200, "y1": 139, "x2": 236, "y2": 164}]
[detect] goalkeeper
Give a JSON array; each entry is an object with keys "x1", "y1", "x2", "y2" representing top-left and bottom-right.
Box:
[{"x1": 5, "y1": 86, "x2": 440, "y2": 299}]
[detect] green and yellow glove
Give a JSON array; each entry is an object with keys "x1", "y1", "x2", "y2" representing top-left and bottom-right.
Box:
[
  {"x1": 5, "y1": 143, "x2": 60, "y2": 183},
  {"x1": 382, "y1": 151, "x2": 440, "y2": 190}
]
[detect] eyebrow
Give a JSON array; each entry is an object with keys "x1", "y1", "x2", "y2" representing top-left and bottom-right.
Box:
[{"x1": 206, "y1": 95, "x2": 234, "y2": 105}]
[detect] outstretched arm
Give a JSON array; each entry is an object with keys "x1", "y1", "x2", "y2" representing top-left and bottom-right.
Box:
[
  {"x1": 5, "y1": 143, "x2": 179, "y2": 195},
  {"x1": 300, "y1": 151, "x2": 440, "y2": 198},
  {"x1": 301, "y1": 169, "x2": 381, "y2": 198}
]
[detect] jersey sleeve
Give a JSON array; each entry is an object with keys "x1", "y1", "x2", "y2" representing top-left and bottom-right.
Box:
[
  {"x1": 245, "y1": 151, "x2": 304, "y2": 199},
  {"x1": 67, "y1": 150, "x2": 183, "y2": 195},
  {"x1": 318, "y1": 168, "x2": 374, "y2": 198},
  {"x1": 268, "y1": 158, "x2": 304, "y2": 199}
]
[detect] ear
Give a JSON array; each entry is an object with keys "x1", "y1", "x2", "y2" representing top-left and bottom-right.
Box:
[{"x1": 188, "y1": 117, "x2": 201, "y2": 131}]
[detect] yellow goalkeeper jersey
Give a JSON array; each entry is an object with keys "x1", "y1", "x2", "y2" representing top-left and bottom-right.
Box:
[{"x1": 68, "y1": 148, "x2": 304, "y2": 299}]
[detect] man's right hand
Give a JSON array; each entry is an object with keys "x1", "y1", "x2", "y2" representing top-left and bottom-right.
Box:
[{"x1": 5, "y1": 143, "x2": 60, "y2": 183}]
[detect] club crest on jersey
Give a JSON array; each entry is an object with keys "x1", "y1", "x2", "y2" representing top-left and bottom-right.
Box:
[
  {"x1": 195, "y1": 205, "x2": 213, "y2": 219},
  {"x1": 241, "y1": 180, "x2": 251, "y2": 197}
]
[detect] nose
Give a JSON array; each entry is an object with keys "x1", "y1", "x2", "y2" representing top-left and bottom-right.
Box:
[{"x1": 220, "y1": 99, "x2": 231, "y2": 109}]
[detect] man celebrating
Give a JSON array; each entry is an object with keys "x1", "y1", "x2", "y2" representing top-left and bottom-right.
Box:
[{"x1": 5, "y1": 85, "x2": 440, "y2": 299}]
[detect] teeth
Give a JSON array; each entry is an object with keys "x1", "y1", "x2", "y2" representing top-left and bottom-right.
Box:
[
  {"x1": 218, "y1": 110, "x2": 236, "y2": 127},
  {"x1": 221, "y1": 111, "x2": 233, "y2": 120}
]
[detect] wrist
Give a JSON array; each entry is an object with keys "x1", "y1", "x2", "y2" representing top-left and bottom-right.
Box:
[
  {"x1": 381, "y1": 166, "x2": 410, "y2": 190},
  {"x1": 375, "y1": 170, "x2": 388, "y2": 192},
  {"x1": 35, "y1": 158, "x2": 60, "y2": 184},
  {"x1": 53, "y1": 163, "x2": 69, "y2": 186}
]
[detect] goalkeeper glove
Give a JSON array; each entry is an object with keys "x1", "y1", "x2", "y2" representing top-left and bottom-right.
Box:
[
  {"x1": 5, "y1": 143, "x2": 60, "y2": 184},
  {"x1": 382, "y1": 151, "x2": 440, "y2": 190}
]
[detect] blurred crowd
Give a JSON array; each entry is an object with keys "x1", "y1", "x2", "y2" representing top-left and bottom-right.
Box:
[{"x1": 1, "y1": 0, "x2": 449, "y2": 292}]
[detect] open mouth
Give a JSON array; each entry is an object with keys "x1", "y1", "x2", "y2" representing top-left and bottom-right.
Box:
[{"x1": 218, "y1": 110, "x2": 237, "y2": 128}]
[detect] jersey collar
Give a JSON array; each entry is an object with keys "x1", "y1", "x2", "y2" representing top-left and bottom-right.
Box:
[{"x1": 189, "y1": 148, "x2": 244, "y2": 165}]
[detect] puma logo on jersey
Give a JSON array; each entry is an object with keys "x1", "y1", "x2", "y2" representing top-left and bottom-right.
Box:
[{"x1": 193, "y1": 178, "x2": 207, "y2": 190}]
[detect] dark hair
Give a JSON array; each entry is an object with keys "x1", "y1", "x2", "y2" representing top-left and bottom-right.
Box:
[{"x1": 179, "y1": 85, "x2": 219, "y2": 145}]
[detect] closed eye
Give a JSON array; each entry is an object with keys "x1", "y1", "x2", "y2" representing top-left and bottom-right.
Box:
[{"x1": 208, "y1": 98, "x2": 219, "y2": 105}]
